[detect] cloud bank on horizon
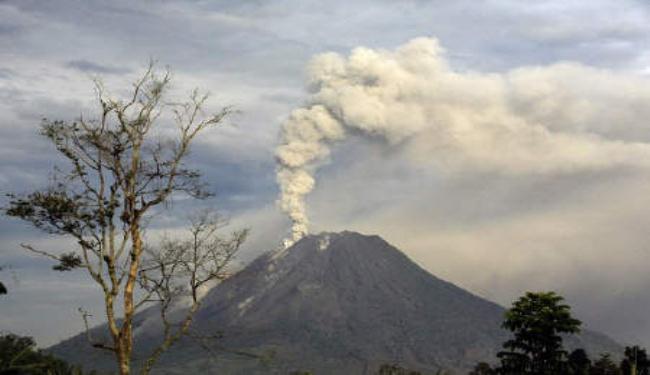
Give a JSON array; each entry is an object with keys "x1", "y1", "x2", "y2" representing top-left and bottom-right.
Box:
[{"x1": 277, "y1": 37, "x2": 650, "y2": 243}]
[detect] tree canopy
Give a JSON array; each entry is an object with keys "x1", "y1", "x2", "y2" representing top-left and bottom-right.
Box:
[
  {"x1": 496, "y1": 291, "x2": 581, "y2": 375},
  {"x1": 5, "y1": 63, "x2": 245, "y2": 375},
  {"x1": 0, "y1": 333, "x2": 94, "y2": 375}
]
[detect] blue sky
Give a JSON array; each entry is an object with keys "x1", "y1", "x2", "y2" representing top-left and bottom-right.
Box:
[{"x1": 3, "y1": 0, "x2": 650, "y2": 348}]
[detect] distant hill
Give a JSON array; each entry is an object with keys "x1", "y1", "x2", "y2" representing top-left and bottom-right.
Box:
[{"x1": 50, "y1": 231, "x2": 621, "y2": 374}]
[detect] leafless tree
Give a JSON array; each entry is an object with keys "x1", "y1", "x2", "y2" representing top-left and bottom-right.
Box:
[
  {"x1": 5, "y1": 62, "x2": 246, "y2": 375},
  {"x1": 137, "y1": 211, "x2": 247, "y2": 374}
]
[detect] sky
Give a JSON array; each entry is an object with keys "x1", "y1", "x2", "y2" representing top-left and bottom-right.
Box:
[{"x1": 2, "y1": 0, "x2": 650, "y2": 349}]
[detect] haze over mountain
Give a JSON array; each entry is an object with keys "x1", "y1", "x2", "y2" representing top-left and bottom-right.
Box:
[{"x1": 51, "y1": 231, "x2": 620, "y2": 374}]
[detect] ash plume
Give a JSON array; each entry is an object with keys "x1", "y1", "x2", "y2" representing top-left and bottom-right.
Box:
[
  {"x1": 276, "y1": 106, "x2": 345, "y2": 244},
  {"x1": 276, "y1": 37, "x2": 650, "y2": 244}
]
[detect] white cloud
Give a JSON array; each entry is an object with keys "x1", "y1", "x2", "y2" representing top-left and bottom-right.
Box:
[{"x1": 276, "y1": 37, "x2": 650, "y2": 243}]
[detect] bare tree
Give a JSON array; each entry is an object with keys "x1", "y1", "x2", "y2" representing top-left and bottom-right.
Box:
[
  {"x1": 137, "y1": 211, "x2": 247, "y2": 374},
  {"x1": 4, "y1": 63, "x2": 246, "y2": 375}
]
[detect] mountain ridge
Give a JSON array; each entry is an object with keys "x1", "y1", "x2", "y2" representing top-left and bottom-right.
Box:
[{"x1": 50, "y1": 231, "x2": 621, "y2": 374}]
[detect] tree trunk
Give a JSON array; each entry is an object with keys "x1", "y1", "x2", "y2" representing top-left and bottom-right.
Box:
[
  {"x1": 119, "y1": 224, "x2": 143, "y2": 375},
  {"x1": 117, "y1": 344, "x2": 130, "y2": 375}
]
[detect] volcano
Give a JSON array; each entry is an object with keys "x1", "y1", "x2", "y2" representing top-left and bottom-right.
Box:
[{"x1": 50, "y1": 231, "x2": 620, "y2": 374}]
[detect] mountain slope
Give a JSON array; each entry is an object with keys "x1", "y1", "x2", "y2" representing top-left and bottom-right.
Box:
[{"x1": 50, "y1": 231, "x2": 621, "y2": 374}]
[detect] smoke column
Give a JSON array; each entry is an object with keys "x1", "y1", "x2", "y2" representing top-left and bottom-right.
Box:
[
  {"x1": 276, "y1": 105, "x2": 345, "y2": 244},
  {"x1": 276, "y1": 37, "x2": 650, "y2": 245}
]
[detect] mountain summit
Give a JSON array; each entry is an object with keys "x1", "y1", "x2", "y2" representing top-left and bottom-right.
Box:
[{"x1": 51, "y1": 231, "x2": 620, "y2": 374}]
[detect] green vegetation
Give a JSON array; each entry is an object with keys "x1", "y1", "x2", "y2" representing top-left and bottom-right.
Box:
[
  {"x1": 621, "y1": 346, "x2": 650, "y2": 375},
  {"x1": 0, "y1": 333, "x2": 94, "y2": 375},
  {"x1": 496, "y1": 291, "x2": 581, "y2": 374},
  {"x1": 469, "y1": 362, "x2": 496, "y2": 375},
  {"x1": 470, "y1": 291, "x2": 648, "y2": 375},
  {"x1": 567, "y1": 349, "x2": 591, "y2": 375},
  {"x1": 590, "y1": 354, "x2": 620, "y2": 375}
]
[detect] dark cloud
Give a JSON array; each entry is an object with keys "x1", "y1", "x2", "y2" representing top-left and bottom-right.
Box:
[
  {"x1": 0, "y1": 24, "x2": 20, "y2": 35},
  {"x1": 0, "y1": 68, "x2": 13, "y2": 78},
  {"x1": 65, "y1": 60, "x2": 130, "y2": 75}
]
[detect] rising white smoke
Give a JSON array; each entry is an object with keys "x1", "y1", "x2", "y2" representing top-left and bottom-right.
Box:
[{"x1": 276, "y1": 37, "x2": 650, "y2": 245}]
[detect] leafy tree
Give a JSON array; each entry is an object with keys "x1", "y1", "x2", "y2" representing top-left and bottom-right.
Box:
[
  {"x1": 469, "y1": 362, "x2": 496, "y2": 374},
  {"x1": 620, "y1": 346, "x2": 650, "y2": 375},
  {"x1": 496, "y1": 291, "x2": 581, "y2": 375},
  {"x1": 590, "y1": 354, "x2": 620, "y2": 375},
  {"x1": 568, "y1": 349, "x2": 591, "y2": 375},
  {"x1": 4, "y1": 63, "x2": 245, "y2": 375},
  {"x1": 0, "y1": 333, "x2": 93, "y2": 374}
]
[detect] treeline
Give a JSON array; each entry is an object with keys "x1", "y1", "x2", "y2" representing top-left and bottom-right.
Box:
[
  {"x1": 377, "y1": 291, "x2": 648, "y2": 375},
  {"x1": 467, "y1": 291, "x2": 648, "y2": 375},
  {"x1": 0, "y1": 333, "x2": 96, "y2": 375},
  {"x1": 470, "y1": 346, "x2": 648, "y2": 375}
]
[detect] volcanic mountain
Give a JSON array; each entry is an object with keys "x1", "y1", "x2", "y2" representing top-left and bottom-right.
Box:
[{"x1": 51, "y1": 231, "x2": 620, "y2": 374}]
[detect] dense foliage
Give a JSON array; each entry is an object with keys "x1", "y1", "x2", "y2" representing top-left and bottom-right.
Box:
[
  {"x1": 496, "y1": 291, "x2": 581, "y2": 374},
  {"x1": 620, "y1": 346, "x2": 650, "y2": 375},
  {"x1": 0, "y1": 333, "x2": 93, "y2": 375},
  {"x1": 470, "y1": 291, "x2": 648, "y2": 375}
]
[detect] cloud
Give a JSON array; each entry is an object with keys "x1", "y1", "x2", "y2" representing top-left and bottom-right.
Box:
[
  {"x1": 276, "y1": 37, "x2": 650, "y2": 243},
  {"x1": 4, "y1": 0, "x2": 650, "y2": 349},
  {"x1": 271, "y1": 36, "x2": 650, "y2": 345},
  {"x1": 304, "y1": 142, "x2": 650, "y2": 345},
  {"x1": 65, "y1": 59, "x2": 130, "y2": 75}
]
